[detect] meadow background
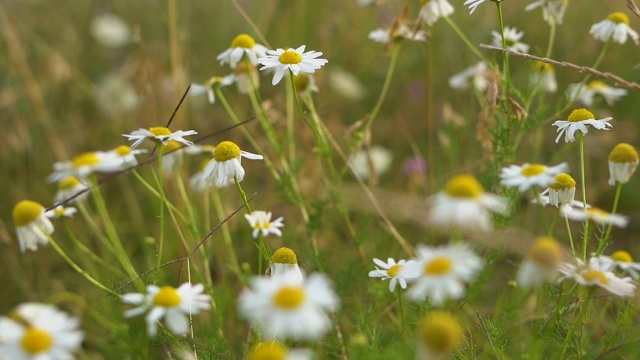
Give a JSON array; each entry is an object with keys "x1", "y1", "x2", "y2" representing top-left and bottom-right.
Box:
[{"x1": 2, "y1": 0, "x2": 640, "y2": 358}]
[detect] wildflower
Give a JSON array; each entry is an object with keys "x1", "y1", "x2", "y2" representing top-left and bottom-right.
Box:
[
  {"x1": 428, "y1": 174, "x2": 507, "y2": 232},
  {"x1": 543, "y1": 173, "x2": 577, "y2": 207},
  {"x1": 463, "y1": 0, "x2": 487, "y2": 14},
  {"x1": 54, "y1": 176, "x2": 89, "y2": 205},
  {"x1": 234, "y1": 61, "x2": 260, "y2": 94},
  {"x1": 248, "y1": 341, "x2": 314, "y2": 360},
  {"x1": 294, "y1": 73, "x2": 319, "y2": 93},
  {"x1": 500, "y1": 162, "x2": 568, "y2": 193},
  {"x1": 257, "y1": 45, "x2": 328, "y2": 86},
  {"x1": 590, "y1": 12, "x2": 639, "y2": 45},
  {"x1": 269, "y1": 247, "x2": 303, "y2": 284},
  {"x1": 419, "y1": 0, "x2": 455, "y2": 26},
  {"x1": 202, "y1": 141, "x2": 263, "y2": 187},
  {"x1": 45, "y1": 205, "x2": 77, "y2": 219},
  {"x1": 90, "y1": 13, "x2": 131, "y2": 48},
  {"x1": 368, "y1": 25, "x2": 426, "y2": 44},
  {"x1": 608, "y1": 143, "x2": 639, "y2": 185},
  {"x1": 525, "y1": 0, "x2": 568, "y2": 26},
  {"x1": 492, "y1": 27, "x2": 530, "y2": 53},
  {"x1": 238, "y1": 271, "x2": 339, "y2": 341},
  {"x1": 449, "y1": 62, "x2": 490, "y2": 92},
  {"x1": 601, "y1": 251, "x2": 640, "y2": 280},
  {"x1": 347, "y1": 145, "x2": 393, "y2": 180},
  {"x1": 12, "y1": 200, "x2": 54, "y2": 253},
  {"x1": 566, "y1": 81, "x2": 628, "y2": 107},
  {"x1": 189, "y1": 160, "x2": 211, "y2": 192},
  {"x1": 123, "y1": 126, "x2": 198, "y2": 149},
  {"x1": 417, "y1": 311, "x2": 463, "y2": 360},
  {"x1": 552, "y1": 108, "x2": 612, "y2": 143},
  {"x1": 0, "y1": 303, "x2": 84, "y2": 359},
  {"x1": 516, "y1": 237, "x2": 563, "y2": 288},
  {"x1": 368, "y1": 258, "x2": 417, "y2": 292},
  {"x1": 561, "y1": 206, "x2": 628, "y2": 228},
  {"x1": 122, "y1": 283, "x2": 211, "y2": 337},
  {"x1": 559, "y1": 257, "x2": 636, "y2": 297},
  {"x1": 161, "y1": 141, "x2": 185, "y2": 173},
  {"x1": 245, "y1": 211, "x2": 284, "y2": 239},
  {"x1": 48, "y1": 150, "x2": 128, "y2": 182},
  {"x1": 189, "y1": 74, "x2": 235, "y2": 104},
  {"x1": 217, "y1": 33, "x2": 269, "y2": 69},
  {"x1": 530, "y1": 61, "x2": 557, "y2": 93},
  {"x1": 404, "y1": 243, "x2": 483, "y2": 305}
]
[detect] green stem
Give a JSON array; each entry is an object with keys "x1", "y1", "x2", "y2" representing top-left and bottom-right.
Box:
[
  {"x1": 579, "y1": 135, "x2": 589, "y2": 260},
  {"x1": 597, "y1": 182, "x2": 623, "y2": 255},
  {"x1": 155, "y1": 146, "x2": 166, "y2": 268},
  {"x1": 496, "y1": 1, "x2": 511, "y2": 91},
  {"x1": 545, "y1": 21, "x2": 557, "y2": 59},
  {"x1": 565, "y1": 211, "x2": 576, "y2": 256},
  {"x1": 363, "y1": 44, "x2": 401, "y2": 137},
  {"x1": 442, "y1": 15, "x2": 486, "y2": 61},
  {"x1": 397, "y1": 287, "x2": 405, "y2": 334}
]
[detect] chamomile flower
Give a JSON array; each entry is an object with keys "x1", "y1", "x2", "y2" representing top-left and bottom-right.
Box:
[
  {"x1": 269, "y1": 247, "x2": 303, "y2": 284},
  {"x1": 368, "y1": 25, "x2": 426, "y2": 43},
  {"x1": 417, "y1": 311, "x2": 463, "y2": 360},
  {"x1": 463, "y1": 0, "x2": 487, "y2": 14},
  {"x1": 552, "y1": 108, "x2": 612, "y2": 143},
  {"x1": 90, "y1": 13, "x2": 131, "y2": 48},
  {"x1": 189, "y1": 74, "x2": 235, "y2": 104},
  {"x1": 608, "y1": 143, "x2": 639, "y2": 185},
  {"x1": 294, "y1": 73, "x2": 319, "y2": 93},
  {"x1": 428, "y1": 174, "x2": 507, "y2": 232},
  {"x1": 347, "y1": 145, "x2": 393, "y2": 180},
  {"x1": 0, "y1": 303, "x2": 84, "y2": 360},
  {"x1": 257, "y1": 45, "x2": 328, "y2": 86},
  {"x1": 404, "y1": 244, "x2": 483, "y2": 305},
  {"x1": 48, "y1": 150, "x2": 130, "y2": 182},
  {"x1": 419, "y1": 0, "x2": 455, "y2": 27},
  {"x1": 491, "y1": 27, "x2": 530, "y2": 53},
  {"x1": 160, "y1": 140, "x2": 186, "y2": 173},
  {"x1": 45, "y1": 205, "x2": 77, "y2": 219},
  {"x1": 12, "y1": 200, "x2": 54, "y2": 253},
  {"x1": 449, "y1": 62, "x2": 490, "y2": 92},
  {"x1": 590, "y1": 12, "x2": 639, "y2": 45},
  {"x1": 234, "y1": 61, "x2": 260, "y2": 94},
  {"x1": 217, "y1": 33, "x2": 269, "y2": 69},
  {"x1": 500, "y1": 162, "x2": 568, "y2": 193},
  {"x1": 544, "y1": 173, "x2": 577, "y2": 207},
  {"x1": 601, "y1": 251, "x2": 640, "y2": 280},
  {"x1": 53, "y1": 176, "x2": 89, "y2": 205},
  {"x1": 516, "y1": 237, "x2": 564, "y2": 288},
  {"x1": 566, "y1": 81, "x2": 628, "y2": 106},
  {"x1": 123, "y1": 126, "x2": 198, "y2": 149},
  {"x1": 530, "y1": 61, "x2": 557, "y2": 93},
  {"x1": 122, "y1": 283, "x2": 211, "y2": 337},
  {"x1": 248, "y1": 341, "x2": 314, "y2": 360},
  {"x1": 368, "y1": 258, "x2": 417, "y2": 292},
  {"x1": 525, "y1": 0, "x2": 568, "y2": 26},
  {"x1": 559, "y1": 257, "x2": 636, "y2": 297},
  {"x1": 202, "y1": 141, "x2": 263, "y2": 187},
  {"x1": 560, "y1": 206, "x2": 628, "y2": 228},
  {"x1": 238, "y1": 271, "x2": 340, "y2": 341},
  {"x1": 245, "y1": 211, "x2": 284, "y2": 239}
]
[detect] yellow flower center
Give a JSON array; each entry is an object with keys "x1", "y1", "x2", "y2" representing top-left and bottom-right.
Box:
[
  {"x1": 549, "y1": 173, "x2": 576, "y2": 190},
  {"x1": 611, "y1": 250, "x2": 633, "y2": 263},
  {"x1": 443, "y1": 174, "x2": 484, "y2": 199},
  {"x1": 270, "y1": 247, "x2": 298, "y2": 265},
  {"x1": 609, "y1": 143, "x2": 639, "y2": 163},
  {"x1": 163, "y1": 140, "x2": 182, "y2": 152},
  {"x1": 520, "y1": 164, "x2": 546, "y2": 177},
  {"x1": 582, "y1": 269, "x2": 608, "y2": 285},
  {"x1": 608, "y1": 12, "x2": 630, "y2": 25},
  {"x1": 527, "y1": 237, "x2": 562, "y2": 266},
  {"x1": 419, "y1": 311, "x2": 463, "y2": 354},
  {"x1": 114, "y1": 145, "x2": 132, "y2": 156},
  {"x1": 248, "y1": 341, "x2": 288, "y2": 360},
  {"x1": 231, "y1": 34, "x2": 256, "y2": 49},
  {"x1": 72, "y1": 152, "x2": 100, "y2": 169},
  {"x1": 213, "y1": 141, "x2": 241, "y2": 162},
  {"x1": 531, "y1": 61, "x2": 553, "y2": 74},
  {"x1": 273, "y1": 286, "x2": 305, "y2": 309},
  {"x1": 58, "y1": 176, "x2": 81, "y2": 190},
  {"x1": 567, "y1": 108, "x2": 595, "y2": 123},
  {"x1": 586, "y1": 207, "x2": 608, "y2": 219},
  {"x1": 152, "y1": 286, "x2": 182, "y2": 308},
  {"x1": 149, "y1": 126, "x2": 172, "y2": 137},
  {"x1": 13, "y1": 200, "x2": 44, "y2": 227},
  {"x1": 294, "y1": 73, "x2": 311, "y2": 91},
  {"x1": 54, "y1": 207, "x2": 67, "y2": 217},
  {"x1": 21, "y1": 327, "x2": 53, "y2": 355},
  {"x1": 424, "y1": 256, "x2": 453, "y2": 276},
  {"x1": 387, "y1": 264, "x2": 403, "y2": 277},
  {"x1": 587, "y1": 80, "x2": 606, "y2": 90},
  {"x1": 278, "y1": 50, "x2": 303, "y2": 65}
]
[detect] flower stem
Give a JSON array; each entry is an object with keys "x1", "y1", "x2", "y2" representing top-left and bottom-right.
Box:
[
  {"x1": 442, "y1": 15, "x2": 486, "y2": 61},
  {"x1": 362, "y1": 43, "x2": 401, "y2": 137},
  {"x1": 155, "y1": 146, "x2": 166, "y2": 268},
  {"x1": 579, "y1": 135, "x2": 589, "y2": 260},
  {"x1": 597, "y1": 182, "x2": 623, "y2": 255},
  {"x1": 397, "y1": 287, "x2": 405, "y2": 334},
  {"x1": 496, "y1": 0, "x2": 512, "y2": 91}
]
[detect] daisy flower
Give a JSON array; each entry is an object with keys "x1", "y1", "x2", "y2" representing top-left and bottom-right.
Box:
[
  {"x1": 217, "y1": 33, "x2": 269, "y2": 69},
  {"x1": 608, "y1": 143, "x2": 639, "y2": 185},
  {"x1": 368, "y1": 25, "x2": 427, "y2": 44},
  {"x1": 561, "y1": 206, "x2": 628, "y2": 228},
  {"x1": 419, "y1": 0, "x2": 455, "y2": 27},
  {"x1": 516, "y1": 237, "x2": 564, "y2": 288},
  {"x1": 601, "y1": 251, "x2": 640, "y2": 280},
  {"x1": 500, "y1": 162, "x2": 568, "y2": 193},
  {"x1": 245, "y1": 210, "x2": 285, "y2": 238},
  {"x1": 189, "y1": 74, "x2": 235, "y2": 104},
  {"x1": 347, "y1": 145, "x2": 393, "y2": 180},
  {"x1": 45, "y1": 205, "x2": 77, "y2": 219},
  {"x1": 449, "y1": 62, "x2": 490, "y2": 92},
  {"x1": 257, "y1": 45, "x2": 328, "y2": 86},
  {"x1": 202, "y1": 141, "x2": 263, "y2": 187},
  {"x1": 0, "y1": 303, "x2": 84, "y2": 359},
  {"x1": 160, "y1": 140, "x2": 186, "y2": 173},
  {"x1": 525, "y1": 0, "x2": 568, "y2": 26},
  {"x1": 492, "y1": 27, "x2": 530, "y2": 53},
  {"x1": 403, "y1": 243, "x2": 483, "y2": 305},
  {"x1": 463, "y1": 0, "x2": 487, "y2": 14},
  {"x1": 566, "y1": 80, "x2": 628, "y2": 107},
  {"x1": 552, "y1": 108, "x2": 612, "y2": 143},
  {"x1": 248, "y1": 341, "x2": 314, "y2": 360},
  {"x1": 238, "y1": 271, "x2": 339, "y2": 341},
  {"x1": 590, "y1": 12, "x2": 639, "y2": 45},
  {"x1": 48, "y1": 150, "x2": 131, "y2": 182},
  {"x1": 541, "y1": 173, "x2": 578, "y2": 207},
  {"x1": 53, "y1": 176, "x2": 89, "y2": 205},
  {"x1": 428, "y1": 174, "x2": 507, "y2": 232},
  {"x1": 530, "y1": 61, "x2": 557, "y2": 93},
  {"x1": 189, "y1": 160, "x2": 212, "y2": 192},
  {"x1": 559, "y1": 257, "x2": 636, "y2": 297},
  {"x1": 12, "y1": 200, "x2": 54, "y2": 253},
  {"x1": 234, "y1": 61, "x2": 260, "y2": 94},
  {"x1": 122, "y1": 283, "x2": 211, "y2": 337},
  {"x1": 269, "y1": 247, "x2": 304, "y2": 284},
  {"x1": 294, "y1": 73, "x2": 319, "y2": 93},
  {"x1": 123, "y1": 126, "x2": 197, "y2": 149},
  {"x1": 417, "y1": 311, "x2": 463, "y2": 360},
  {"x1": 368, "y1": 258, "x2": 418, "y2": 292}
]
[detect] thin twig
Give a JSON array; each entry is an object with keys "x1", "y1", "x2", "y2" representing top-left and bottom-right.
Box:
[{"x1": 627, "y1": 0, "x2": 640, "y2": 19}]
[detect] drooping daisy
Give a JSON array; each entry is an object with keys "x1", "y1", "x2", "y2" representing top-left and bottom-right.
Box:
[
  {"x1": 368, "y1": 24, "x2": 427, "y2": 44},
  {"x1": 525, "y1": 0, "x2": 569, "y2": 26},
  {"x1": 122, "y1": 282, "x2": 211, "y2": 337},
  {"x1": 217, "y1": 33, "x2": 269, "y2": 69},
  {"x1": 202, "y1": 141, "x2": 263, "y2": 187},
  {"x1": 590, "y1": 12, "x2": 640, "y2": 45},
  {"x1": 543, "y1": 173, "x2": 577, "y2": 207},
  {"x1": 248, "y1": 341, "x2": 314, "y2": 360},
  {"x1": 419, "y1": 0, "x2": 455, "y2": 26},
  {"x1": 189, "y1": 74, "x2": 235, "y2": 104},
  {"x1": 245, "y1": 210, "x2": 284, "y2": 239},
  {"x1": 257, "y1": 45, "x2": 328, "y2": 86},
  {"x1": 491, "y1": 27, "x2": 530, "y2": 53},
  {"x1": 559, "y1": 257, "x2": 636, "y2": 297},
  {"x1": 601, "y1": 251, "x2": 640, "y2": 280},
  {"x1": 530, "y1": 61, "x2": 557, "y2": 93},
  {"x1": 560, "y1": 206, "x2": 628, "y2": 228},
  {"x1": 608, "y1": 143, "x2": 639, "y2": 185},
  {"x1": 0, "y1": 303, "x2": 84, "y2": 359},
  {"x1": 45, "y1": 205, "x2": 77, "y2": 219},
  {"x1": 368, "y1": 258, "x2": 418, "y2": 292},
  {"x1": 428, "y1": 174, "x2": 507, "y2": 232},
  {"x1": 53, "y1": 176, "x2": 89, "y2": 205},
  {"x1": 552, "y1": 108, "x2": 612, "y2": 143},
  {"x1": 269, "y1": 247, "x2": 304, "y2": 284},
  {"x1": 463, "y1": 0, "x2": 487, "y2": 14},
  {"x1": 500, "y1": 162, "x2": 568, "y2": 193},
  {"x1": 403, "y1": 244, "x2": 483, "y2": 305},
  {"x1": 416, "y1": 311, "x2": 463, "y2": 360},
  {"x1": 12, "y1": 200, "x2": 54, "y2": 253},
  {"x1": 123, "y1": 126, "x2": 198, "y2": 149},
  {"x1": 347, "y1": 145, "x2": 393, "y2": 180},
  {"x1": 566, "y1": 81, "x2": 628, "y2": 107},
  {"x1": 516, "y1": 237, "x2": 564, "y2": 288},
  {"x1": 449, "y1": 62, "x2": 490, "y2": 92},
  {"x1": 239, "y1": 272, "x2": 339, "y2": 341}
]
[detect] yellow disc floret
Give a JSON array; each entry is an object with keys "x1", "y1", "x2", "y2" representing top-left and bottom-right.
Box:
[
  {"x1": 527, "y1": 237, "x2": 563, "y2": 267},
  {"x1": 419, "y1": 311, "x2": 463, "y2": 354},
  {"x1": 550, "y1": 173, "x2": 576, "y2": 190},
  {"x1": 444, "y1": 174, "x2": 484, "y2": 199},
  {"x1": 424, "y1": 256, "x2": 453, "y2": 276},
  {"x1": 149, "y1": 126, "x2": 172, "y2": 137},
  {"x1": 163, "y1": 140, "x2": 182, "y2": 152},
  {"x1": 21, "y1": 327, "x2": 53, "y2": 355},
  {"x1": 213, "y1": 141, "x2": 241, "y2": 162},
  {"x1": 279, "y1": 50, "x2": 303, "y2": 65},
  {"x1": 520, "y1": 164, "x2": 546, "y2": 177},
  {"x1": 271, "y1": 247, "x2": 298, "y2": 265},
  {"x1": 231, "y1": 34, "x2": 256, "y2": 49},
  {"x1": 114, "y1": 145, "x2": 132, "y2": 156},
  {"x1": 13, "y1": 200, "x2": 44, "y2": 227},
  {"x1": 72, "y1": 152, "x2": 100, "y2": 169},
  {"x1": 609, "y1": 143, "x2": 639, "y2": 163},
  {"x1": 387, "y1": 264, "x2": 403, "y2": 277},
  {"x1": 587, "y1": 80, "x2": 606, "y2": 90},
  {"x1": 273, "y1": 286, "x2": 305, "y2": 309},
  {"x1": 567, "y1": 108, "x2": 595, "y2": 123},
  {"x1": 248, "y1": 341, "x2": 288, "y2": 360},
  {"x1": 153, "y1": 286, "x2": 182, "y2": 308},
  {"x1": 583, "y1": 269, "x2": 608, "y2": 285},
  {"x1": 58, "y1": 176, "x2": 81, "y2": 190},
  {"x1": 611, "y1": 250, "x2": 633, "y2": 263},
  {"x1": 608, "y1": 12, "x2": 630, "y2": 25}
]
